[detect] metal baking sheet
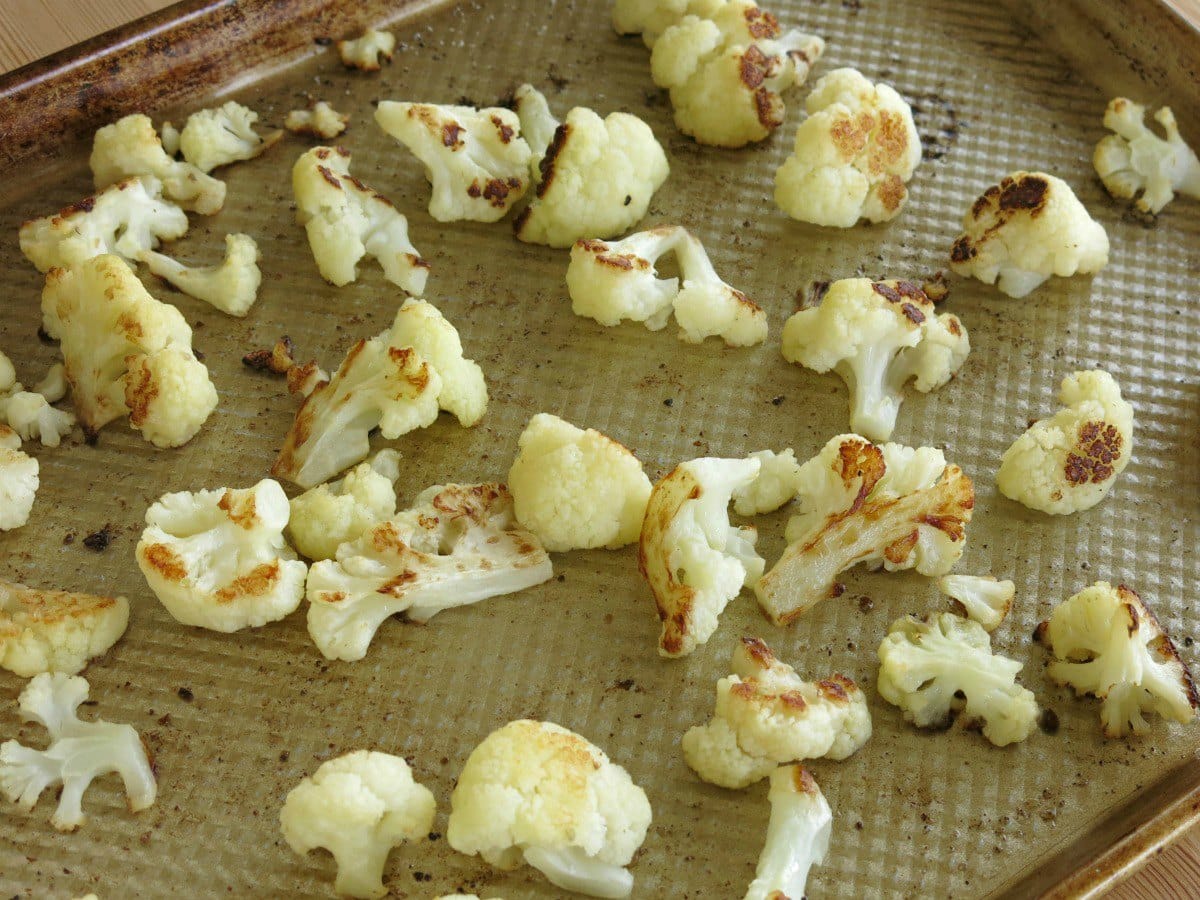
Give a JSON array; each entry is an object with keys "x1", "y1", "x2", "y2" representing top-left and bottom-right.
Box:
[{"x1": 1, "y1": 0, "x2": 1198, "y2": 897}]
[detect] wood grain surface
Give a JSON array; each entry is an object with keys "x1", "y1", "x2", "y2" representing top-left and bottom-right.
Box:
[{"x1": 1, "y1": 2, "x2": 1198, "y2": 899}]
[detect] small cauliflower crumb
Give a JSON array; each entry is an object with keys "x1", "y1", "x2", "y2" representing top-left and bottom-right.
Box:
[
  {"x1": 1094, "y1": 98, "x2": 1200, "y2": 216},
  {"x1": 285, "y1": 100, "x2": 350, "y2": 139},
  {"x1": 0, "y1": 580, "x2": 129, "y2": 677},
  {"x1": 178, "y1": 101, "x2": 282, "y2": 173},
  {"x1": 337, "y1": 29, "x2": 396, "y2": 71},
  {"x1": 139, "y1": 233, "x2": 262, "y2": 317}
]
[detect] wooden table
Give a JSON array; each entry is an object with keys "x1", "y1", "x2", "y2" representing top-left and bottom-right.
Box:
[{"x1": 2, "y1": 2, "x2": 1199, "y2": 898}]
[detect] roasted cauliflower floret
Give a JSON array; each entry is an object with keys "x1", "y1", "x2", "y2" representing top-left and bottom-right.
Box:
[
  {"x1": 0, "y1": 447, "x2": 38, "y2": 531},
  {"x1": 755, "y1": 434, "x2": 974, "y2": 625},
  {"x1": 285, "y1": 100, "x2": 350, "y2": 139},
  {"x1": 0, "y1": 390, "x2": 75, "y2": 448},
  {"x1": 996, "y1": 370, "x2": 1133, "y2": 515},
  {"x1": 178, "y1": 101, "x2": 282, "y2": 173},
  {"x1": 513, "y1": 85, "x2": 670, "y2": 248},
  {"x1": 612, "y1": 0, "x2": 725, "y2": 47},
  {"x1": 744, "y1": 766, "x2": 832, "y2": 900},
  {"x1": 447, "y1": 719, "x2": 652, "y2": 899},
  {"x1": 640, "y1": 456, "x2": 764, "y2": 658},
  {"x1": 288, "y1": 450, "x2": 402, "y2": 561},
  {"x1": 949, "y1": 171, "x2": 1109, "y2": 298},
  {"x1": 337, "y1": 28, "x2": 396, "y2": 70},
  {"x1": 280, "y1": 750, "x2": 435, "y2": 899},
  {"x1": 90, "y1": 113, "x2": 226, "y2": 214},
  {"x1": 781, "y1": 278, "x2": 969, "y2": 441},
  {"x1": 731, "y1": 449, "x2": 802, "y2": 516},
  {"x1": 682, "y1": 637, "x2": 871, "y2": 788},
  {"x1": 1094, "y1": 98, "x2": 1200, "y2": 216},
  {"x1": 1037, "y1": 582, "x2": 1198, "y2": 737},
  {"x1": 0, "y1": 580, "x2": 129, "y2": 677},
  {"x1": 306, "y1": 484, "x2": 553, "y2": 661},
  {"x1": 135, "y1": 479, "x2": 308, "y2": 632},
  {"x1": 139, "y1": 233, "x2": 262, "y2": 317},
  {"x1": 508, "y1": 413, "x2": 653, "y2": 552},
  {"x1": 375, "y1": 101, "x2": 533, "y2": 223},
  {"x1": 388, "y1": 298, "x2": 488, "y2": 427},
  {"x1": 878, "y1": 612, "x2": 1039, "y2": 746},
  {"x1": 293, "y1": 146, "x2": 430, "y2": 294},
  {"x1": 939, "y1": 574, "x2": 1015, "y2": 632},
  {"x1": 774, "y1": 68, "x2": 921, "y2": 226},
  {"x1": 672, "y1": 229, "x2": 768, "y2": 345}
]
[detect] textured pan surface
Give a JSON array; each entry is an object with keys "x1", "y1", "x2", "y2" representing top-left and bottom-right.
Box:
[{"x1": 1, "y1": 0, "x2": 1198, "y2": 897}]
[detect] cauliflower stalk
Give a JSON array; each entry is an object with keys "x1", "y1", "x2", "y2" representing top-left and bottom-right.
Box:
[
  {"x1": 781, "y1": 278, "x2": 969, "y2": 441},
  {"x1": 1037, "y1": 581, "x2": 1198, "y2": 737},
  {"x1": 135, "y1": 479, "x2": 308, "y2": 632},
  {"x1": 178, "y1": 101, "x2": 282, "y2": 173},
  {"x1": 744, "y1": 765, "x2": 832, "y2": 900},
  {"x1": 447, "y1": 719, "x2": 652, "y2": 899},
  {"x1": 375, "y1": 101, "x2": 533, "y2": 223},
  {"x1": 0, "y1": 580, "x2": 129, "y2": 677},
  {"x1": 139, "y1": 233, "x2": 262, "y2": 317},
  {"x1": 756, "y1": 434, "x2": 974, "y2": 625},
  {"x1": 939, "y1": 574, "x2": 1015, "y2": 632},
  {"x1": 1094, "y1": 98, "x2": 1200, "y2": 216},
  {"x1": 280, "y1": 750, "x2": 435, "y2": 899},
  {"x1": 0, "y1": 673, "x2": 156, "y2": 831},
  {"x1": 877, "y1": 613, "x2": 1039, "y2": 746},
  {"x1": 0, "y1": 390, "x2": 75, "y2": 448},
  {"x1": 285, "y1": 100, "x2": 350, "y2": 139},
  {"x1": 0, "y1": 447, "x2": 38, "y2": 531},
  {"x1": 338, "y1": 29, "x2": 396, "y2": 70},
  {"x1": 507, "y1": 413, "x2": 652, "y2": 552},
  {"x1": 288, "y1": 450, "x2": 402, "y2": 561},
  {"x1": 306, "y1": 483, "x2": 553, "y2": 661},
  {"x1": 731, "y1": 449, "x2": 802, "y2": 516}
]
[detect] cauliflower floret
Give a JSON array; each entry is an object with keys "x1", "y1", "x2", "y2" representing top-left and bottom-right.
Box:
[
  {"x1": 33, "y1": 363, "x2": 68, "y2": 403},
  {"x1": 135, "y1": 479, "x2": 308, "y2": 632},
  {"x1": 512, "y1": 85, "x2": 670, "y2": 248},
  {"x1": 288, "y1": 450, "x2": 402, "y2": 560},
  {"x1": 1094, "y1": 98, "x2": 1200, "y2": 216},
  {"x1": 996, "y1": 370, "x2": 1133, "y2": 515},
  {"x1": 612, "y1": 0, "x2": 725, "y2": 47},
  {"x1": 280, "y1": 750, "x2": 435, "y2": 899},
  {"x1": 293, "y1": 146, "x2": 430, "y2": 294},
  {"x1": 671, "y1": 229, "x2": 768, "y2": 345},
  {"x1": 0, "y1": 448, "x2": 38, "y2": 531},
  {"x1": 139, "y1": 233, "x2": 262, "y2": 317},
  {"x1": 285, "y1": 100, "x2": 350, "y2": 139},
  {"x1": 640, "y1": 456, "x2": 764, "y2": 658},
  {"x1": 90, "y1": 113, "x2": 226, "y2": 214},
  {"x1": 0, "y1": 350, "x2": 16, "y2": 394},
  {"x1": 0, "y1": 391, "x2": 75, "y2": 448},
  {"x1": 756, "y1": 434, "x2": 974, "y2": 625},
  {"x1": 41, "y1": 255, "x2": 217, "y2": 447},
  {"x1": 877, "y1": 612, "x2": 1039, "y2": 746},
  {"x1": 337, "y1": 28, "x2": 396, "y2": 70},
  {"x1": 683, "y1": 637, "x2": 871, "y2": 788},
  {"x1": 0, "y1": 673, "x2": 156, "y2": 831},
  {"x1": 939, "y1": 574, "x2": 1015, "y2": 632},
  {"x1": 20, "y1": 176, "x2": 188, "y2": 272},
  {"x1": 178, "y1": 101, "x2": 282, "y2": 173},
  {"x1": 744, "y1": 766, "x2": 832, "y2": 900},
  {"x1": 732, "y1": 449, "x2": 802, "y2": 516},
  {"x1": 774, "y1": 68, "x2": 921, "y2": 226},
  {"x1": 0, "y1": 580, "x2": 129, "y2": 677},
  {"x1": 375, "y1": 101, "x2": 533, "y2": 223},
  {"x1": 650, "y1": 2, "x2": 824, "y2": 148},
  {"x1": 388, "y1": 298, "x2": 488, "y2": 426},
  {"x1": 1037, "y1": 581, "x2": 1198, "y2": 737},
  {"x1": 949, "y1": 171, "x2": 1110, "y2": 298},
  {"x1": 447, "y1": 719, "x2": 652, "y2": 899},
  {"x1": 507, "y1": 413, "x2": 652, "y2": 552},
  {"x1": 306, "y1": 484, "x2": 553, "y2": 661},
  {"x1": 0, "y1": 424, "x2": 17, "y2": 449},
  {"x1": 781, "y1": 277, "x2": 969, "y2": 441}
]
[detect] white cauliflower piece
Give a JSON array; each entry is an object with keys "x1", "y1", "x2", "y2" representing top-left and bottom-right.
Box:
[
  {"x1": 639, "y1": 456, "x2": 764, "y2": 658},
  {"x1": 939, "y1": 574, "x2": 1015, "y2": 632},
  {"x1": 683, "y1": 637, "x2": 871, "y2": 788},
  {"x1": 90, "y1": 113, "x2": 226, "y2": 214},
  {"x1": 567, "y1": 226, "x2": 683, "y2": 330},
  {"x1": 285, "y1": 100, "x2": 350, "y2": 139},
  {"x1": 20, "y1": 176, "x2": 188, "y2": 272},
  {"x1": 1094, "y1": 98, "x2": 1200, "y2": 216},
  {"x1": 0, "y1": 673, "x2": 155, "y2": 831},
  {"x1": 0, "y1": 424, "x2": 17, "y2": 449},
  {"x1": 732, "y1": 449, "x2": 802, "y2": 516},
  {"x1": 135, "y1": 479, "x2": 308, "y2": 632},
  {"x1": 0, "y1": 448, "x2": 38, "y2": 531},
  {"x1": 288, "y1": 450, "x2": 402, "y2": 561},
  {"x1": 0, "y1": 391, "x2": 75, "y2": 447},
  {"x1": 0, "y1": 580, "x2": 129, "y2": 677},
  {"x1": 672, "y1": 229, "x2": 768, "y2": 345},
  {"x1": 650, "y1": 1, "x2": 824, "y2": 148},
  {"x1": 161, "y1": 121, "x2": 180, "y2": 156},
  {"x1": 41, "y1": 255, "x2": 217, "y2": 447},
  {"x1": 949, "y1": 171, "x2": 1110, "y2": 298},
  {"x1": 612, "y1": 0, "x2": 725, "y2": 47},
  {"x1": 877, "y1": 612, "x2": 1039, "y2": 746},
  {"x1": 388, "y1": 298, "x2": 488, "y2": 426},
  {"x1": 743, "y1": 766, "x2": 832, "y2": 900},
  {"x1": 293, "y1": 146, "x2": 430, "y2": 294},
  {"x1": 375, "y1": 101, "x2": 533, "y2": 223},
  {"x1": 996, "y1": 370, "x2": 1133, "y2": 515},
  {"x1": 337, "y1": 29, "x2": 396, "y2": 70},
  {"x1": 1037, "y1": 581, "x2": 1198, "y2": 737},
  {"x1": 178, "y1": 101, "x2": 282, "y2": 173},
  {"x1": 139, "y1": 233, "x2": 262, "y2": 317},
  {"x1": 280, "y1": 750, "x2": 435, "y2": 899},
  {"x1": 507, "y1": 413, "x2": 652, "y2": 552},
  {"x1": 306, "y1": 484, "x2": 553, "y2": 661},
  {"x1": 33, "y1": 363, "x2": 68, "y2": 403},
  {"x1": 774, "y1": 68, "x2": 921, "y2": 226},
  {"x1": 512, "y1": 85, "x2": 670, "y2": 248},
  {"x1": 447, "y1": 719, "x2": 652, "y2": 899},
  {"x1": 756, "y1": 434, "x2": 974, "y2": 625},
  {"x1": 781, "y1": 277, "x2": 969, "y2": 441},
  {"x1": 0, "y1": 350, "x2": 16, "y2": 395}
]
